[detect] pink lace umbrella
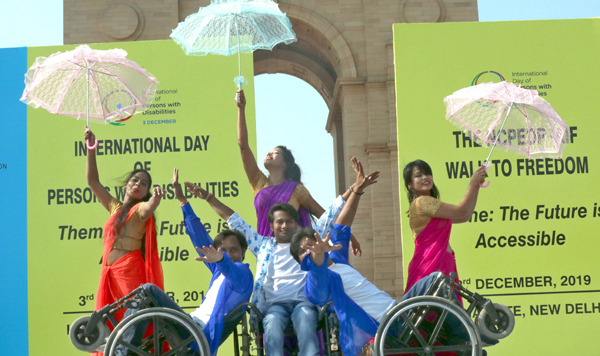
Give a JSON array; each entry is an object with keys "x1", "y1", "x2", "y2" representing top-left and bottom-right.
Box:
[
  {"x1": 20, "y1": 45, "x2": 160, "y2": 148},
  {"x1": 444, "y1": 81, "x2": 568, "y2": 186}
]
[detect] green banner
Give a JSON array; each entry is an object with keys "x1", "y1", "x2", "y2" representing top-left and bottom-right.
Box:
[
  {"x1": 26, "y1": 39, "x2": 256, "y2": 355},
  {"x1": 394, "y1": 18, "x2": 600, "y2": 354}
]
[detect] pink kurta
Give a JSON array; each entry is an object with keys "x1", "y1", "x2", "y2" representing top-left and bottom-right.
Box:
[{"x1": 406, "y1": 196, "x2": 461, "y2": 303}]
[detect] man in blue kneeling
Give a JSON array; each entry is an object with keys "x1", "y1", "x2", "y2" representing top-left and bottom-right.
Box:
[{"x1": 117, "y1": 169, "x2": 253, "y2": 356}]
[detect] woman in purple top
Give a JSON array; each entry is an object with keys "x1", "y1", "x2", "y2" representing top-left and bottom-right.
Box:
[{"x1": 236, "y1": 90, "x2": 362, "y2": 255}]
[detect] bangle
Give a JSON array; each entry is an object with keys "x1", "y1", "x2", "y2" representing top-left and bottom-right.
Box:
[
  {"x1": 349, "y1": 186, "x2": 364, "y2": 195},
  {"x1": 205, "y1": 193, "x2": 213, "y2": 202},
  {"x1": 180, "y1": 201, "x2": 188, "y2": 207}
]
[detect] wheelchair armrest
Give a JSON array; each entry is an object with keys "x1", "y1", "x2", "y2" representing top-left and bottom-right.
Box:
[
  {"x1": 228, "y1": 302, "x2": 264, "y2": 321},
  {"x1": 317, "y1": 301, "x2": 334, "y2": 322}
]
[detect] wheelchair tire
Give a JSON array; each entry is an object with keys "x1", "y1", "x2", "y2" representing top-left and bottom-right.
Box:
[
  {"x1": 476, "y1": 303, "x2": 515, "y2": 340},
  {"x1": 69, "y1": 315, "x2": 110, "y2": 352},
  {"x1": 373, "y1": 296, "x2": 482, "y2": 356},
  {"x1": 104, "y1": 307, "x2": 210, "y2": 356}
]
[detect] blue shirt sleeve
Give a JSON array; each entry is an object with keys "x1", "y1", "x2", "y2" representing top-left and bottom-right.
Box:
[
  {"x1": 216, "y1": 253, "x2": 254, "y2": 294},
  {"x1": 301, "y1": 254, "x2": 332, "y2": 306},
  {"x1": 328, "y1": 224, "x2": 351, "y2": 264},
  {"x1": 181, "y1": 202, "x2": 216, "y2": 274}
]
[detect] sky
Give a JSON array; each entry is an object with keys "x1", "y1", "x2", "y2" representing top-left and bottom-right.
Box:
[{"x1": 2, "y1": 0, "x2": 600, "y2": 207}]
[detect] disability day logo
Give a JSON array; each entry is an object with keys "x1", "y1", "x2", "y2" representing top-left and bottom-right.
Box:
[{"x1": 471, "y1": 70, "x2": 505, "y2": 85}]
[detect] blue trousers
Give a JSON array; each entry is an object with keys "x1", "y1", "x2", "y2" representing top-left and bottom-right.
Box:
[{"x1": 262, "y1": 300, "x2": 319, "y2": 356}]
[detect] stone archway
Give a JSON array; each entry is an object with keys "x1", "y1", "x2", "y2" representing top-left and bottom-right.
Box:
[{"x1": 254, "y1": 4, "x2": 357, "y2": 104}]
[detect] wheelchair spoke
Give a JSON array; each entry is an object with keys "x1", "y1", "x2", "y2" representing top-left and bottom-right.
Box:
[
  {"x1": 430, "y1": 344, "x2": 474, "y2": 352},
  {"x1": 156, "y1": 317, "x2": 181, "y2": 352},
  {"x1": 115, "y1": 339, "x2": 155, "y2": 356},
  {"x1": 401, "y1": 312, "x2": 429, "y2": 348},
  {"x1": 383, "y1": 346, "x2": 431, "y2": 355},
  {"x1": 382, "y1": 329, "x2": 410, "y2": 352},
  {"x1": 428, "y1": 308, "x2": 448, "y2": 344},
  {"x1": 160, "y1": 335, "x2": 195, "y2": 356},
  {"x1": 153, "y1": 316, "x2": 161, "y2": 355}
]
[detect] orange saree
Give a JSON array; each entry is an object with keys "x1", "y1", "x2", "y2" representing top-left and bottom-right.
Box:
[{"x1": 93, "y1": 202, "x2": 164, "y2": 354}]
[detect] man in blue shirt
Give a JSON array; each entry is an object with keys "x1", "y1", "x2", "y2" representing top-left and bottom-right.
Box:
[{"x1": 115, "y1": 169, "x2": 253, "y2": 356}]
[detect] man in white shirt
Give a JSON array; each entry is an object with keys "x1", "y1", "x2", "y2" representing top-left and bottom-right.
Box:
[
  {"x1": 203, "y1": 194, "x2": 344, "y2": 356},
  {"x1": 198, "y1": 157, "x2": 379, "y2": 356}
]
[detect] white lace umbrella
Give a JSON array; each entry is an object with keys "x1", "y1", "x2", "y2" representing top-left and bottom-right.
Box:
[
  {"x1": 170, "y1": 0, "x2": 296, "y2": 90},
  {"x1": 21, "y1": 45, "x2": 160, "y2": 147},
  {"x1": 444, "y1": 81, "x2": 568, "y2": 186}
]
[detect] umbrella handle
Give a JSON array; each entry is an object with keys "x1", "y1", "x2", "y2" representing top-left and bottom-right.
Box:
[
  {"x1": 87, "y1": 138, "x2": 98, "y2": 150},
  {"x1": 236, "y1": 83, "x2": 242, "y2": 104},
  {"x1": 478, "y1": 163, "x2": 491, "y2": 188}
]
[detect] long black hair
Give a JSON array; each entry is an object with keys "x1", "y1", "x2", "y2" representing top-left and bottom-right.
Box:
[
  {"x1": 402, "y1": 160, "x2": 440, "y2": 204},
  {"x1": 276, "y1": 145, "x2": 302, "y2": 182},
  {"x1": 112, "y1": 169, "x2": 153, "y2": 241}
]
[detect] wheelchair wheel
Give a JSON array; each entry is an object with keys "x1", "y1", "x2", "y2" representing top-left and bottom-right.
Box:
[
  {"x1": 476, "y1": 303, "x2": 515, "y2": 340},
  {"x1": 69, "y1": 315, "x2": 110, "y2": 352},
  {"x1": 104, "y1": 307, "x2": 210, "y2": 356},
  {"x1": 373, "y1": 296, "x2": 482, "y2": 356}
]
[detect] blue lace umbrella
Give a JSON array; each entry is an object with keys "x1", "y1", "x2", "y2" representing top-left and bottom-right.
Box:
[{"x1": 171, "y1": 0, "x2": 296, "y2": 90}]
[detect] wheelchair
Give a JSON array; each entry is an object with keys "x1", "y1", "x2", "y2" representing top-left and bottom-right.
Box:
[
  {"x1": 228, "y1": 301, "x2": 342, "y2": 356},
  {"x1": 70, "y1": 285, "x2": 212, "y2": 356},
  {"x1": 69, "y1": 286, "x2": 334, "y2": 356},
  {"x1": 372, "y1": 272, "x2": 515, "y2": 356}
]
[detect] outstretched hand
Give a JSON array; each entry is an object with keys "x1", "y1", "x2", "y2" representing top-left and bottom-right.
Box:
[
  {"x1": 172, "y1": 168, "x2": 186, "y2": 203},
  {"x1": 195, "y1": 246, "x2": 224, "y2": 263},
  {"x1": 352, "y1": 156, "x2": 380, "y2": 194},
  {"x1": 185, "y1": 181, "x2": 210, "y2": 200},
  {"x1": 305, "y1": 232, "x2": 343, "y2": 256},
  {"x1": 152, "y1": 186, "x2": 165, "y2": 200},
  {"x1": 350, "y1": 234, "x2": 362, "y2": 257}
]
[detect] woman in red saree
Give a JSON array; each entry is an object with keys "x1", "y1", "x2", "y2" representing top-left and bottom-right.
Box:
[
  {"x1": 85, "y1": 127, "x2": 165, "y2": 353},
  {"x1": 235, "y1": 90, "x2": 362, "y2": 255},
  {"x1": 403, "y1": 160, "x2": 487, "y2": 298}
]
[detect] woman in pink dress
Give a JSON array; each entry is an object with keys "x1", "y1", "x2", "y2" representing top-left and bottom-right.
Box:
[{"x1": 403, "y1": 160, "x2": 487, "y2": 296}]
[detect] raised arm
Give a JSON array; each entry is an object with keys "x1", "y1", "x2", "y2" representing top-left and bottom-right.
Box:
[
  {"x1": 301, "y1": 234, "x2": 340, "y2": 306},
  {"x1": 184, "y1": 181, "x2": 234, "y2": 221},
  {"x1": 434, "y1": 166, "x2": 487, "y2": 223},
  {"x1": 303, "y1": 253, "x2": 333, "y2": 306},
  {"x1": 85, "y1": 127, "x2": 113, "y2": 212},
  {"x1": 236, "y1": 90, "x2": 261, "y2": 183},
  {"x1": 138, "y1": 186, "x2": 165, "y2": 220},
  {"x1": 195, "y1": 247, "x2": 253, "y2": 294},
  {"x1": 336, "y1": 157, "x2": 379, "y2": 227},
  {"x1": 173, "y1": 169, "x2": 214, "y2": 258}
]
